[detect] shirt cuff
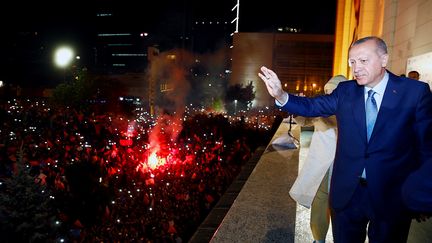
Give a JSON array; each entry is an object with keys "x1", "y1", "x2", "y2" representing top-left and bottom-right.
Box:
[{"x1": 275, "y1": 92, "x2": 288, "y2": 107}]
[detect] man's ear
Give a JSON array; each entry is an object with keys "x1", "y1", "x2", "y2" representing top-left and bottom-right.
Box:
[{"x1": 381, "y1": 53, "x2": 389, "y2": 67}]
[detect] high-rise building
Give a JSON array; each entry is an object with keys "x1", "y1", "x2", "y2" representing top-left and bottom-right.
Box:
[
  {"x1": 93, "y1": 2, "x2": 154, "y2": 74},
  {"x1": 91, "y1": 0, "x2": 234, "y2": 74}
]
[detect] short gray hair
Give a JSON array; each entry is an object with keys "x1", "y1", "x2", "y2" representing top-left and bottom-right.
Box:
[{"x1": 350, "y1": 36, "x2": 388, "y2": 55}]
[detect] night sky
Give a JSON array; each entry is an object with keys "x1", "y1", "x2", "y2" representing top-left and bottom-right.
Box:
[
  {"x1": 0, "y1": 1, "x2": 336, "y2": 32},
  {"x1": 0, "y1": 0, "x2": 336, "y2": 87}
]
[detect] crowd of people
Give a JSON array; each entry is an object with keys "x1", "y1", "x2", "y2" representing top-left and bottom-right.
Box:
[{"x1": 0, "y1": 98, "x2": 285, "y2": 242}]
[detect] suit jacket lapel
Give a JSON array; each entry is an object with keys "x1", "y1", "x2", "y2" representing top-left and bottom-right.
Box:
[
  {"x1": 352, "y1": 85, "x2": 367, "y2": 142},
  {"x1": 369, "y1": 73, "x2": 401, "y2": 143}
]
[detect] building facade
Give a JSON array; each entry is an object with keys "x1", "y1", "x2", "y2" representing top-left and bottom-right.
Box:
[
  {"x1": 230, "y1": 33, "x2": 334, "y2": 107},
  {"x1": 334, "y1": 0, "x2": 432, "y2": 84}
]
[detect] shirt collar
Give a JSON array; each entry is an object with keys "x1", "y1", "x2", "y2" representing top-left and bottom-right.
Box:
[{"x1": 365, "y1": 71, "x2": 388, "y2": 96}]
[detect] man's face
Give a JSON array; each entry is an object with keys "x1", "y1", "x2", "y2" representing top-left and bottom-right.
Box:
[
  {"x1": 348, "y1": 40, "x2": 388, "y2": 88},
  {"x1": 408, "y1": 72, "x2": 419, "y2": 80}
]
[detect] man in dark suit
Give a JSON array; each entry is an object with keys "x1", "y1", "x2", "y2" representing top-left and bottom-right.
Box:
[{"x1": 258, "y1": 36, "x2": 432, "y2": 242}]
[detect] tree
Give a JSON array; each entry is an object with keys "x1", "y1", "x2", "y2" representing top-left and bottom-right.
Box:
[
  {"x1": 50, "y1": 69, "x2": 95, "y2": 107},
  {"x1": 224, "y1": 81, "x2": 255, "y2": 114},
  {"x1": 0, "y1": 143, "x2": 59, "y2": 242},
  {"x1": 50, "y1": 69, "x2": 125, "y2": 109}
]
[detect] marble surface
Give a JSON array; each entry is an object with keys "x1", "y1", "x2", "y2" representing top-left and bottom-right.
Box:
[
  {"x1": 189, "y1": 147, "x2": 266, "y2": 243},
  {"x1": 210, "y1": 121, "x2": 300, "y2": 243}
]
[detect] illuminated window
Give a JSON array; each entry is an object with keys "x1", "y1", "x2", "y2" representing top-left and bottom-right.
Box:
[
  {"x1": 112, "y1": 53, "x2": 147, "y2": 57},
  {"x1": 108, "y1": 44, "x2": 133, "y2": 46},
  {"x1": 160, "y1": 83, "x2": 173, "y2": 92},
  {"x1": 96, "y1": 13, "x2": 112, "y2": 17},
  {"x1": 98, "y1": 33, "x2": 132, "y2": 37}
]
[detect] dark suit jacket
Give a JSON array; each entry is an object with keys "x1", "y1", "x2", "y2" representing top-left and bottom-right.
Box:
[
  {"x1": 402, "y1": 159, "x2": 432, "y2": 213},
  {"x1": 280, "y1": 71, "x2": 432, "y2": 220}
]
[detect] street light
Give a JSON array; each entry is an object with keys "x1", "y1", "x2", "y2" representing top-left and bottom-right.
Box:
[
  {"x1": 54, "y1": 46, "x2": 74, "y2": 82},
  {"x1": 234, "y1": 99, "x2": 238, "y2": 114}
]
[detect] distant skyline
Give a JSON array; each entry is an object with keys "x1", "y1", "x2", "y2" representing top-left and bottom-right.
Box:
[{"x1": 0, "y1": 0, "x2": 336, "y2": 87}]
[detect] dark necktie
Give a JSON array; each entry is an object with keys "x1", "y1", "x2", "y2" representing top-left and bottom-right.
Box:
[{"x1": 366, "y1": 90, "x2": 377, "y2": 141}]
